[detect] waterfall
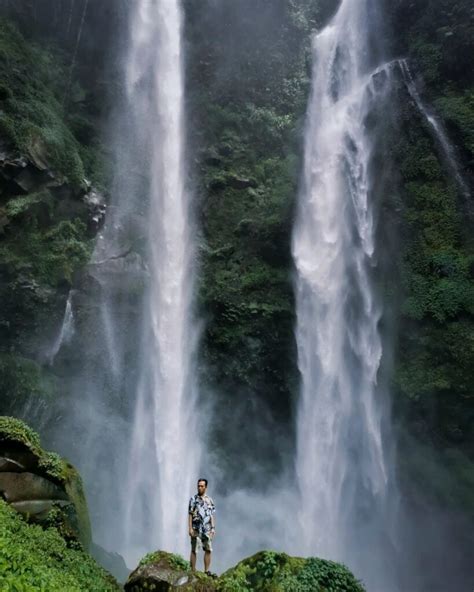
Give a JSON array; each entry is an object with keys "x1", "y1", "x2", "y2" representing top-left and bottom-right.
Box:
[
  {"x1": 48, "y1": 291, "x2": 75, "y2": 365},
  {"x1": 292, "y1": 1, "x2": 398, "y2": 589},
  {"x1": 121, "y1": 0, "x2": 200, "y2": 561}
]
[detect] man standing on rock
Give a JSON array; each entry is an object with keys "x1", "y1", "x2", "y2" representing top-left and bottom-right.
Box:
[{"x1": 188, "y1": 478, "x2": 215, "y2": 574}]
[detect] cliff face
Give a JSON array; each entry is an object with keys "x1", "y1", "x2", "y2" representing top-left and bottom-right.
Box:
[
  {"x1": 184, "y1": 0, "x2": 322, "y2": 482},
  {"x1": 384, "y1": 0, "x2": 474, "y2": 520},
  {"x1": 0, "y1": 0, "x2": 472, "y2": 587},
  {"x1": 0, "y1": 18, "x2": 106, "y2": 426}
]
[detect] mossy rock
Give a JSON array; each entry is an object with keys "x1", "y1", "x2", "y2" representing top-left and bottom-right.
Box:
[
  {"x1": 125, "y1": 550, "x2": 215, "y2": 591},
  {"x1": 217, "y1": 551, "x2": 366, "y2": 592},
  {"x1": 127, "y1": 550, "x2": 365, "y2": 592},
  {"x1": 0, "y1": 499, "x2": 120, "y2": 591},
  {"x1": 0, "y1": 415, "x2": 92, "y2": 549}
]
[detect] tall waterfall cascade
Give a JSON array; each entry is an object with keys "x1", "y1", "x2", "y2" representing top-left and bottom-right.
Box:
[
  {"x1": 292, "y1": 0, "x2": 398, "y2": 589},
  {"x1": 122, "y1": 0, "x2": 200, "y2": 561}
]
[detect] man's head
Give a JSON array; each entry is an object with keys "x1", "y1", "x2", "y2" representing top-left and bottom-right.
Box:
[{"x1": 197, "y1": 478, "x2": 208, "y2": 495}]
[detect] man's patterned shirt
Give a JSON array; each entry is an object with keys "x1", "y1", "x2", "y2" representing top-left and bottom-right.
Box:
[{"x1": 188, "y1": 494, "x2": 215, "y2": 537}]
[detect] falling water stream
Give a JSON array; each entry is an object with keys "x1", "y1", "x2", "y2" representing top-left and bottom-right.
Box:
[
  {"x1": 122, "y1": 0, "x2": 200, "y2": 562},
  {"x1": 48, "y1": 291, "x2": 75, "y2": 365},
  {"x1": 292, "y1": 1, "x2": 398, "y2": 589},
  {"x1": 399, "y1": 59, "x2": 471, "y2": 200}
]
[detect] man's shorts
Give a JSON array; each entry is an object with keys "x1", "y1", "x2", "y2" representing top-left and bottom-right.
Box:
[{"x1": 191, "y1": 534, "x2": 212, "y2": 552}]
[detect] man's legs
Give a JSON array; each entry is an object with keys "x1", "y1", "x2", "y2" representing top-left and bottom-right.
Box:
[
  {"x1": 203, "y1": 536, "x2": 212, "y2": 573},
  {"x1": 190, "y1": 537, "x2": 197, "y2": 571}
]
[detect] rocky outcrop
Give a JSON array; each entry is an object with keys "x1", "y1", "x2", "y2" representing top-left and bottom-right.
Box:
[
  {"x1": 0, "y1": 415, "x2": 91, "y2": 549},
  {"x1": 0, "y1": 140, "x2": 106, "y2": 235},
  {"x1": 126, "y1": 550, "x2": 366, "y2": 592},
  {"x1": 125, "y1": 552, "x2": 216, "y2": 592}
]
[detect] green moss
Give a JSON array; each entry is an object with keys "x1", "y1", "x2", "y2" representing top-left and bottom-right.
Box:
[
  {"x1": 0, "y1": 499, "x2": 120, "y2": 591},
  {"x1": 197, "y1": 101, "x2": 297, "y2": 402},
  {"x1": 0, "y1": 217, "x2": 93, "y2": 286},
  {"x1": 139, "y1": 550, "x2": 190, "y2": 571},
  {"x1": 384, "y1": 2, "x2": 474, "y2": 521},
  {"x1": 0, "y1": 19, "x2": 88, "y2": 186},
  {"x1": 0, "y1": 354, "x2": 57, "y2": 410},
  {"x1": 4, "y1": 190, "x2": 53, "y2": 219},
  {"x1": 0, "y1": 416, "x2": 92, "y2": 547},
  {"x1": 62, "y1": 462, "x2": 92, "y2": 550},
  {"x1": 217, "y1": 551, "x2": 365, "y2": 592},
  {"x1": 0, "y1": 415, "x2": 41, "y2": 451},
  {"x1": 129, "y1": 550, "x2": 363, "y2": 592},
  {"x1": 435, "y1": 90, "x2": 474, "y2": 157}
]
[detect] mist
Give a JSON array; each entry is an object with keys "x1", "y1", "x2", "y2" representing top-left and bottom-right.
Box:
[{"x1": 0, "y1": 1, "x2": 472, "y2": 591}]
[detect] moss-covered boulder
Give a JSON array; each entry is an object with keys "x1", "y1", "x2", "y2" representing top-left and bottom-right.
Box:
[
  {"x1": 125, "y1": 551, "x2": 215, "y2": 591},
  {"x1": 0, "y1": 498, "x2": 120, "y2": 591},
  {"x1": 126, "y1": 550, "x2": 365, "y2": 592},
  {"x1": 0, "y1": 415, "x2": 91, "y2": 549},
  {"x1": 217, "y1": 551, "x2": 365, "y2": 592}
]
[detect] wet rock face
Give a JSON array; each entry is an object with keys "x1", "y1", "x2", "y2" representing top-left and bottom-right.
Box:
[
  {"x1": 0, "y1": 416, "x2": 92, "y2": 549},
  {"x1": 0, "y1": 141, "x2": 106, "y2": 235},
  {"x1": 0, "y1": 139, "x2": 106, "y2": 366}
]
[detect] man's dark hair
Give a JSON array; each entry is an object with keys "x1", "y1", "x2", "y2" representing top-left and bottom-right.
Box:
[{"x1": 197, "y1": 478, "x2": 208, "y2": 487}]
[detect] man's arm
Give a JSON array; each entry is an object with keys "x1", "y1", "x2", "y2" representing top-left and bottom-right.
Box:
[
  {"x1": 188, "y1": 498, "x2": 195, "y2": 537},
  {"x1": 210, "y1": 499, "x2": 216, "y2": 536}
]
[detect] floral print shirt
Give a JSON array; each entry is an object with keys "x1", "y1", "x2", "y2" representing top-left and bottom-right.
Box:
[{"x1": 188, "y1": 494, "x2": 215, "y2": 537}]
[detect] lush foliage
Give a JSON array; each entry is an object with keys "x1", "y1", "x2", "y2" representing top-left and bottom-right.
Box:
[
  {"x1": 184, "y1": 2, "x2": 321, "y2": 479},
  {"x1": 0, "y1": 500, "x2": 120, "y2": 592},
  {"x1": 0, "y1": 17, "x2": 106, "y2": 187},
  {"x1": 217, "y1": 551, "x2": 365, "y2": 592},
  {"x1": 0, "y1": 214, "x2": 92, "y2": 287},
  {"x1": 0, "y1": 20, "x2": 80, "y2": 186},
  {"x1": 386, "y1": 0, "x2": 474, "y2": 517},
  {"x1": 127, "y1": 550, "x2": 364, "y2": 592}
]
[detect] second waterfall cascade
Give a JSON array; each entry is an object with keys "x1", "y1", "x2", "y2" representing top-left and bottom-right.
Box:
[{"x1": 292, "y1": 0, "x2": 399, "y2": 589}]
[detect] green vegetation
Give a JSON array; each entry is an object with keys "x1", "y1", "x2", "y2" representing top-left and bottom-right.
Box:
[
  {"x1": 186, "y1": 0, "x2": 319, "y2": 434},
  {"x1": 0, "y1": 15, "x2": 100, "y2": 402},
  {"x1": 0, "y1": 416, "x2": 92, "y2": 547},
  {"x1": 0, "y1": 414, "x2": 42, "y2": 450},
  {"x1": 218, "y1": 551, "x2": 365, "y2": 592},
  {"x1": 0, "y1": 19, "x2": 103, "y2": 187},
  {"x1": 138, "y1": 550, "x2": 190, "y2": 571},
  {"x1": 0, "y1": 499, "x2": 120, "y2": 592},
  {"x1": 127, "y1": 550, "x2": 365, "y2": 592},
  {"x1": 0, "y1": 216, "x2": 93, "y2": 287},
  {"x1": 0, "y1": 416, "x2": 67, "y2": 483},
  {"x1": 386, "y1": 0, "x2": 474, "y2": 517}
]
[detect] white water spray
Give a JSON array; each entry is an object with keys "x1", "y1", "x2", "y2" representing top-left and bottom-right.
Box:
[
  {"x1": 293, "y1": 1, "x2": 398, "y2": 588},
  {"x1": 48, "y1": 291, "x2": 75, "y2": 365},
  {"x1": 122, "y1": 0, "x2": 200, "y2": 562}
]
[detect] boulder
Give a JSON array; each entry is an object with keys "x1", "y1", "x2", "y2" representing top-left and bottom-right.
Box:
[
  {"x1": 0, "y1": 416, "x2": 92, "y2": 549},
  {"x1": 218, "y1": 551, "x2": 366, "y2": 591},
  {"x1": 0, "y1": 471, "x2": 69, "y2": 502},
  {"x1": 125, "y1": 551, "x2": 216, "y2": 592},
  {"x1": 127, "y1": 550, "x2": 366, "y2": 592}
]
